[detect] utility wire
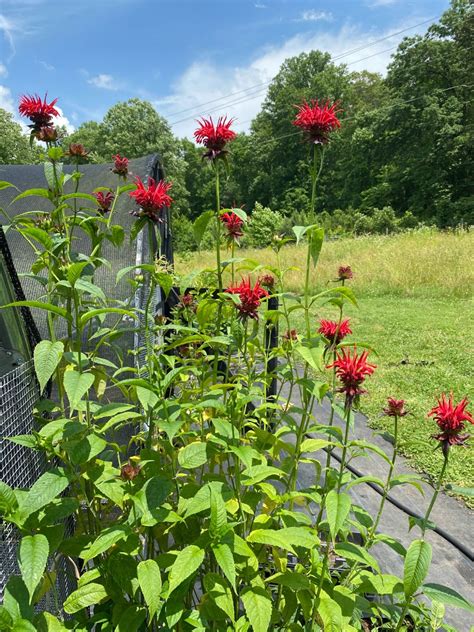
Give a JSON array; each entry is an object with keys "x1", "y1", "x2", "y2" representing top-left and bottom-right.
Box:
[{"x1": 168, "y1": 15, "x2": 442, "y2": 124}]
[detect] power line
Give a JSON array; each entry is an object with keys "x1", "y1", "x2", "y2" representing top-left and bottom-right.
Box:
[{"x1": 168, "y1": 15, "x2": 441, "y2": 125}]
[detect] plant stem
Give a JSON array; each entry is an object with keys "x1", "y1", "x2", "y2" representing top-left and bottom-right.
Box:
[
  {"x1": 422, "y1": 451, "x2": 449, "y2": 536},
  {"x1": 337, "y1": 402, "x2": 352, "y2": 491},
  {"x1": 215, "y1": 165, "x2": 223, "y2": 291}
]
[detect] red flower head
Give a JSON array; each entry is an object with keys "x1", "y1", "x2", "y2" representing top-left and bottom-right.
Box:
[
  {"x1": 129, "y1": 177, "x2": 173, "y2": 222},
  {"x1": 225, "y1": 277, "x2": 269, "y2": 320},
  {"x1": 337, "y1": 265, "x2": 353, "y2": 282},
  {"x1": 18, "y1": 93, "x2": 59, "y2": 131},
  {"x1": 94, "y1": 191, "x2": 114, "y2": 214},
  {"x1": 384, "y1": 397, "x2": 408, "y2": 418},
  {"x1": 220, "y1": 211, "x2": 244, "y2": 242},
  {"x1": 328, "y1": 347, "x2": 376, "y2": 406},
  {"x1": 194, "y1": 115, "x2": 236, "y2": 160},
  {"x1": 428, "y1": 393, "x2": 473, "y2": 455},
  {"x1": 112, "y1": 154, "x2": 129, "y2": 178},
  {"x1": 318, "y1": 318, "x2": 352, "y2": 345},
  {"x1": 293, "y1": 99, "x2": 341, "y2": 145}
]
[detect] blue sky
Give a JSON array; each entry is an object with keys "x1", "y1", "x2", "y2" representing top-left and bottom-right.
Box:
[{"x1": 0, "y1": 0, "x2": 450, "y2": 138}]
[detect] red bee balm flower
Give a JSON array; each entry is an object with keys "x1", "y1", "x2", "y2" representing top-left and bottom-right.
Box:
[
  {"x1": 19, "y1": 94, "x2": 59, "y2": 130},
  {"x1": 220, "y1": 211, "x2": 244, "y2": 241},
  {"x1": 428, "y1": 393, "x2": 473, "y2": 453},
  {"x1": 194, "y1": 116, "x2": 236, "y2": 160},
  {"x1": 328, "y1": 348, "x2": 376, "y2": 404},
  {"x1": 318, "y1": 318, "x2": 352, "y2": 344},
  {"x1": 384, "y1": 398, "x2": 408, "y2": 417},
  {"x1": 129, "y1": 177, "x2": 173, "y2": 222},
  {"x1": 94, "y1": 191, "x2": 114, "y2": 214},
  {"x1": 293, "y1": 99, "x2": 341, "y2": 144},
  {"x1": 226, "y1": 277, "x2": 269, "y2": 320},
  {"x1": 112, "y1": 154, "x2": 129, "y2": 178}
]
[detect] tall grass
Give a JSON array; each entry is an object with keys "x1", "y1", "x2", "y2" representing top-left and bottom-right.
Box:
[{"x1": 175, "y1": 229, "x2": 473, "y2": 299}]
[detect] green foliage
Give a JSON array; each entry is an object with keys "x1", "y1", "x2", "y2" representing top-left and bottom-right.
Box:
[
  {"x1": 0, "y1": 109, "x2": 40, "y2": 165},
  {"x1": 246, "y1": 202, "x2": 284, "y2": 247}
]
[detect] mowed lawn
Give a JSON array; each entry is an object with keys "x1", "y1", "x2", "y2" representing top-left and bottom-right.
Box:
[{"x1": 176, "y1": 230, "x2": 474, "y2": 500}]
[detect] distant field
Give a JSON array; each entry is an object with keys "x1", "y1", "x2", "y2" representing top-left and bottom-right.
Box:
[{"x1": 176, "y1": 230, "x2": 474, "y2": 500}]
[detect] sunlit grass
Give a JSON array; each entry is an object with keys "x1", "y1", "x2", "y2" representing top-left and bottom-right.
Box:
[{"x1": 176, "y1": 229, "x2": 474, "y2": 498}]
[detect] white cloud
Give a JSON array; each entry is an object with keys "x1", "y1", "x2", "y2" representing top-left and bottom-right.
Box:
[
  {"x1": 255, "y1": 3, "x2": 267, "y2": 8},
  {"x1": 0, "y1": 62, "x2": 7, "y2": 77},
  {"x1": 159, "y1": 18, "x2": 428, "y2": 139},
  {"x1": 38, "y1": 59, "x2": 55, "y2": 71},
  {"x1": 368, "y1": 0, "x2": 398, "y2": 6},
  {"x1": 0, "y1": 13, "x2": 18, "y2": 58},
  {"x1": 298, "y1": 10, "x2": 333, "y2": 22},
  {"x1": 55, "y1": 106, "x2": 75, "y2": 134},
  {"x1": 88, "y1": 73, "x2": 119, "y2": 90},
  {"x1": 0, "y1": 83, "x2": 15, "y2": 114}
]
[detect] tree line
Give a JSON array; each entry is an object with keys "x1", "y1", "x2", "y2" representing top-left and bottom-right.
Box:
[{"x1": 1, "y1": 0, "x2": 472, "y2": 249}]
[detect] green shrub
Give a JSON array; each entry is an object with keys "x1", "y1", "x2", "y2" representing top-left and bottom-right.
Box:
[{"x1": 246, "y1": 202, "x2": 284, "y2": 247}]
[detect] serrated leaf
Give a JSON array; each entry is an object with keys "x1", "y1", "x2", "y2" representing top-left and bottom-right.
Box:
[
  {"x1": 18, "y1": 468, "x2": 69, "y2": 519},
  {"x1": 0, "y1": 481, "x2": 17, "y2": 515},
  {"x1": 299, "y1": 438, "x2": 332, "y2": 453},
  {"x1": 335, "y1": 542, "x2": 379, "y2": 572},
  {"x1": 178, "y1": 442, "x2": 208, "y2": 469},
  {"x1": 1, "y1": 300, "x2": 69, "y2": 320},
  {"x1": 404, "y1": 539, "x2": 432, "y2": 598},
  {"x1": 63, "y1": 582, "x2": 108, "y2": 614},
  {"x1": 212, "y1": 542, "x2": 236, "y2": 591},
  {"x1": 241, "y1": 587, "x2": 272, "y2": 632},
  {"x1": 63, "y1": 370, "x2": 94, "y2": 410},
  {"x1": 137, "y1": 559, "x2": 162, "y2": 620},
  {"x1": 18, "y1": 534, "x2": 49, "y2": 600},
  {"x1": 422, "y1": 583, "x2": 474, "y2": 612},
  {"x1": 326, "y1": 491, "x2": 351, "y2": 541},
  {"x1": 294, "y1": 343, "x2": 324, "y2": 372},
  {"x1": 204, "y1": 573, "x2": 235, "y2": 622},
  {"x1": 13, "y1": 188, "x2": 51, "y2": 202},
  {"x1": 210, "y1": 486, "x2": 227, "y2": 539},
  {"x1": 80, "y1": 525, "x2": 130, "y2": 562},
  {"x1": 307, "y1": 225, "x2": 324, "y2": 268},
  {"x1": 317, "y1": 595, "x2": 343, "y2": 632},
  {"x1": 168, "y1": 545, "x2": 205, "y2": 594},
  {"x1": 34, "y1": 340, "x2": 63, "y2": 393}
]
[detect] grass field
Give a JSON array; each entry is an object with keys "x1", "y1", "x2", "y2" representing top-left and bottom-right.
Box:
[{"x1": 176, "y1": 230, "x2": 474, "y2": 501}]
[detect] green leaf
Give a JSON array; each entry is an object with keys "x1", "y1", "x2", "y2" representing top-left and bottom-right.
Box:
[
  {"x1": 204, "y1": 573, "x2": 235, "y2": 622},
  {"x1": 115, "y1": 606, "x2": 147, "y2": 632},
  {"x1": 11, "y1": 619, "x2": 37, "y2": 632},
  {"x1": 20, "y1": 226, "x2": 53, "y2": 250},
  {"x1": 307, "y1": 226, "x2": 325, "y2": 268},
  {"x1": 299, "y1": 438, "x2": 332, "y2": 453},
  {"x1": 136, "y1": 385, "x2": 159, "y2": 411},
  {"x1": 178, "y1": 441, "x2": 208, "y2": 469},
  {"x1": 63, "y1": 370, "x2": 94, "y2": 409},
  {"x1": 212, "y1": 542, "x2": 236, "y2": 591},
  {"x1": 65, "y1": 434, "x2": 107, "y2": 465},
  {"x1": 210, "y1": 486, "x2": 227, "y2": 539},
  {"x1": 194, "y1": 210, "x2": 214, "y2": 248},
  {"x1": 241, "y1": 586, "x2": 272, "y2": 632},
  {"x1": 294, "y1": 343, "x2": 324, "y2": 372},
  {"x1": 326, "y1": 491, "x2": 351, "y2": 541},
  {"x1": 3, "y1": 576, "x2": 32, "y2": 623},
  {"x1": 80, "y1": 525, "x2": 130, "y2": 562},
  {"x1": 12, "y1": 188, "x2": 51, "y2": 202},
  {"x1": 1, "y1": 300, "x2": 70, "y2": 320},
  {"x1": 137, "y1": 559, "x2": 162, "y2": 620},
  {"x1": 241, "y1": 464, "x2": 283, "y2": 485},
  {"x1": 168, "y1": 545, "x2": 205, "y2": 594},
  {"x1": 247, "y1": 527, "x2": 317, "y2": 553},
  {"x1": 34, "y1": 340, "x2": 63, "y2": 393},
  {"x1": 422, "y1": 583, "x2": 474, "y2": 612},
  {"x1": 0, "y1": 180, "x2": 15, "y2": 191},
  {"x1": 404, "y1": 539, "x2": 432, "y2": 598},
  {"x1": 292, "y1": 225, "x2": 308, "y2": 244},
  {"x1": 63, "y1": 582, "x2": 108, "y2": 614},
  {"x1": 334, "y1": 542, "x2": 379, "y2": 572},
  {"x1": 78, "y1": 307, "x2": 135, "y2": 328},
  {"x1": 18, "y1": 468, "x2": 69, "y2": 519},
  {"x1": 317, "y1": 595, "x2": 343, "y2": 632},
  {"x1": 74, "y1": 279, "x2": 106, "y2": 301},
  {"x1": 130, "y1": 216, "x2": 147, "y2": 242},
  {"x1": 18, "y1": 534, "x2": 49, "y2": 600},
  {"x1": 0, "y1": 480, "x2": 17, "y2": 515}
]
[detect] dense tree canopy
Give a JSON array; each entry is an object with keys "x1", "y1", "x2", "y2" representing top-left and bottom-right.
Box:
[
  {"x1": 3, "y1": 1, "x2": 472, "y2": 238},
  {"x1": 0, "y1": 110, "x2": 41, "y2": 164}
]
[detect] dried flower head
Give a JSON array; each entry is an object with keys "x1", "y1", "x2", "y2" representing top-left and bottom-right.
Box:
[
  {"x1": 112, "y1": 154, "x2": 129, "y2": 178},
  {"x1": 36, "y1": 126, "x2": 59, "y2": 142},
  {"x1": 194, "y1": 116, "x2": 236, "y2": 160},
  {"x1": 428, "y1": 393, "x2": 473, "y2": 455},
  {"x1": 260, "y1": 274, "x2": 275, "y2": 290},
  {"x1": 129, "y1": 177, "x2": 173, "y2": 222},
  {"x1": 66, "y1": 143, "x2": 89, "y2": 162},
  {"x1": 225, "y1": 277, "x2": 269, "y2": 320},
  {"x1": 283, "y1": 329, "x2": 298, "y2": 343},
  {"x1": 293, "y1": 99, "x2": 341, "y2": 144},
  {"x1": 338, "y1": 265, "x2": 353, "y2": 281},
  {"x1": 120, "y1": 462, "x2": 140, "y2": 481},
  {"x1": 318, "y1": 318, "x2": 352, "y2": 345},
  {"x1": 383, "y1": 398, "x2": 408, "y2": 417},
  {"x1": 19, "y1": 93, "x2": 59, "y2": 131}
]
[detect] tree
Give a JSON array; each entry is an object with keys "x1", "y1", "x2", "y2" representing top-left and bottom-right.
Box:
[{"x1": 0, "y1": 109, "x2": 39, "y2": 164}]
